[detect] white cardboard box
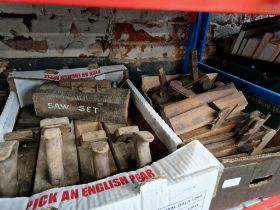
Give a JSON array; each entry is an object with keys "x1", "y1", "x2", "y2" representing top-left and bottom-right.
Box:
[{"x1": 0, "y1": 65, "x2": 223, "y2": 210}]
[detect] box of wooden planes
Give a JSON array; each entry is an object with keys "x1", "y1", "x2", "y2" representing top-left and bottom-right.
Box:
[
  {"x1": 141, "y1": 64, "x2": 280, "y2": 210},
  {"x1": 0, "y1": 64, "x2": 222, "y2": 210}
]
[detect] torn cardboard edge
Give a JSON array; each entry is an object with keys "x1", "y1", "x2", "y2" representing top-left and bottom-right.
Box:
[{"x1": 0, "y1": 140, "x2": 222, "y2": 210}]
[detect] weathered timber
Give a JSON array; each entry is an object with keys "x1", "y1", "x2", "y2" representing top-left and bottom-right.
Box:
[
  {"x1": 261, "y1": 146, "x2": 280, "y2": 154},
  {"x1": 200, "y1": 132, "x2": 235, "y2": 145},
  {"x1": 220, "y1": 153, "x2": 249, "y2": 160},
  {"x1": 201, "y1": 73, "x2": 218, "y2": 90},
  {"x1": 17, "y1": 141, "x2": 39, "y2": 196},
  {"x1": 77, "y1": 145, "x2": 117, "y2": 183},
  {"x1": 133, "y1": 131, "x2": 154, "y2": 167},
  {"x1": 102, "y1": 123, "x2": 127, "y2": 135},
  {"x1": 211, "y1": 107, "x2": 234, "y2": 130},
  {"x1": 33, "y1": 83, "x2": 130, "y2": 123},
  {"x1": 0, "y1": 141, "x2": 19, "y2": 197},
  {"x1": 44, "y1": 128, "x2": 64, "y2": 186},
  {"x1": 251, "y1": 127, "x2": 279, "y2": 155},
  {"x1": 91, "y1": 141, "x2": 111, "y2": 180},
  {"x1": 59, "y1": 79, "x2": 111, "y2": 92},
  {"x1": 33, "y1": 124, "x2": 79, "y2": 193},
  {"x1": 159, "y1": 68, "x2": 168, "y2": 98},
  {"x1": 190, "y1": 50, "x2": 199, "y2": 81},
  {"x1": 74, "y1": 120, "x2": 101, "y2": 140},
  {"x1": 168, "y1": 105, "x2": 216, "y2": 135},
  {"x1": 210, "y1": 91, "x2": 248, "y2": 118},
  {"x1": 142, "y1": 74, "x2": 183, "y2": 93},
  {"x1": 179, "y1": 116, "x2": 242, "y2": 145},
  {"x1": 236, "y1": 112, "x2": 271, "y2": 146},
  {"x1": 40, "y1": 117, "x2": 70, "y2": 133},
  {"x1": 4, "y1": 128, "x2": 39, "y2": 142},
  {"x1": 104, "y1": 123, "x2": 137, "y2": 172},
  {"x1": 80, "y1": 130, "x2": 107, "y2": 146},
  {"x1": 162, "y1": 83, "x2": 238, "y2": 119},
  {"x1": 206, "y1": 138, "x2": 235, "y2": 152},
  {"x1": 114, "y1": 126, "x2": 139, "y2": 142},
  {"x1": 169, "y1": 80, "x2": 196, "y2": 97}
]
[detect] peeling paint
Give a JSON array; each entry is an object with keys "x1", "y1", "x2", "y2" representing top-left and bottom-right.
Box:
[{"x1": 2, "y1": 38, "x2": 48, "y2": 53}]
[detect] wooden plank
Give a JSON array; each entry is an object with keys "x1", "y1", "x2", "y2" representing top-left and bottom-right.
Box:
[
  {"x1": 162, "y1": 83, "x2": 238, "y2": 119},
  {"x1": 80, "y1": 130, "x2": 108, "y2": 146},
  {"x1": 210, "y1": 91, "x2": 248, "y2": 119},
  {"x1": 179, "y1": 116, "x2": 242, "y2": 143},
  {"x1": 206, "y1": 138, "x2": 235, "y2": 152},
  {"x1": 33, "y1": 83, "x2": 130, "y2": 123},
  {"x1": 251, "y1": 128, "x2": 278, "y2": 155},
  {"x1": 200, "y1": 132, "x2": 235, "y2": 145},
  {"x1": 59, "y1": 79, "x2": 112, "y2": 91},
  {"x1": 77, "y1": 145, "x2": 117, "y2": 183},
  {"x1": 4, "y1": 128, "x2": 39, "y2": 142},
  {"x1": 141, "y1": 74, "x2": 183, "y2": 92},
  {"x1": 33, "y1": 127, "x2": 79, "y2": 193},
  {"x1": 168, "y1": 105, "x2": 216, "y2": 135},
  {"x1": 104, "y1": 123, "x2": 137, "y2": 172},
  {"x1": 74, "y1": 120, "x2": 100, "y2": 140},
  {"x1": 18, "y1": 142, "x2": 39, "y2": 196},
  {"x1": 0, "y1": 141, "x2": 19, "y2": 197}
]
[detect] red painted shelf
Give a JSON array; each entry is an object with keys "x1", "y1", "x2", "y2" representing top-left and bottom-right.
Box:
[{"x1": 1, "y1": 0, "x2": 280, "y2": 14}]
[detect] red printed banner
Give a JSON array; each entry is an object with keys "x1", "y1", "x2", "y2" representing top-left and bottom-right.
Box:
[{"x1": 26, "y1": 168, "x2": 157, "y2": 210}]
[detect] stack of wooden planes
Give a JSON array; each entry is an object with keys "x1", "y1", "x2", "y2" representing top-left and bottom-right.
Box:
[{"x1": 144, "y1": 50, "x2": 280, "y2": 159}]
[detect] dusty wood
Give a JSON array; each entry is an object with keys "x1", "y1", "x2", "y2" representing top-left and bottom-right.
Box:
[
  {"x1": 220, "y1": 153, "x2": 249, "y2": 160},
  {"x1": 134, "y1": 131, "x2": 154, "y2": 167},
  {"x1": 4, "y1": 128, "x2": 39, "y2": 142},
  {"x1": 101, "y1": 122, "x2": 126, "y2": 135},
  {"x1": 206, "y1": 138, "x2": 235, "y2": 152},
  {"x1": 40, "y1": 117, "x2": 70, "y2": 133},
  {"x1": 200, "y1": 132, "x2": 235, "y2": 145},
  {"x1": 33, "y1": 83, "x2": 130, "y2": 123},
  {"x1": 168, "y1": 105, "x2": 216, "y2": 135},
  {"x1": 114, "y1": 126, "x2": 139, "y2": 142},
  {"x1": 190, "y1": 50, "x2": 199, "y2": 81},
  {"x1": 33, "y1": 126, "x2": 79, "y2": 193},
  {"x1": 169, "y1": 80, "x2": 196, "y2": 97},
  {"x1": 210, "y1": 91, "x2": 248, "y2": 119},
  {"x1": 59, "y1": 79, "x2": 112, "y2": 92},
  {"x1": 91, "y1": 141, "x2": 111, "y2": 180},
  {"x1": 201, "y1": 73, "x2": 218, "y2": 90},
  {"x1": 179, "y1": 116, "x2": 242, "y2": 145},
  {"x1": 236, "y1": 113, "x2": 270, "y2": 146},
  {"x1": 162, "y1": 83, "x2": 238, "y2": 119},
  {"x1": 44, "y1": 128, "x2": 64, "y2": 186},
  {"x1": 261, "y1": 146, "x2": 280, "y2": 154},
  {"x1": 74, "y1": 120, "x2": 100, "y2": 140},
  {"x1": 104, "y1": 123, "x2": 137, "y2": 172},
  {"x1": 159, "y1": 68, "x2": 168, "y2": 98},
  {"x1": 0, "y1": 141, "x2": 19, "y2": 197},
  {"x1": 77, "y1": 145, "x2": 117, "y2": 183},
  {"x1": 211, "y1": 107, "x2": 234, "y2": 130},
  {"x1": 16, "y1": 118, "x2": 41, "y2": 129},
  {"x1": 251, "y1": 128, "x2": 278, "y2": 155},
  {"x1": 80, "y1": 130, "x2": 107, "y2": 146},
  {"x1": 142, "y1": 74, "x2": 183, "y2": 93},
  {"x1": 17, "y1": 141, "x2": 38, "y2": 196}
]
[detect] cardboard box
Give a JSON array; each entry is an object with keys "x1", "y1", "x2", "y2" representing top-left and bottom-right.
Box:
[
  {"x1": 210, "y1": 153, "x2": 280, "y2": 210},
  {"x1": 141, "y1": 74, "x2": 280, "y2": 210},
  {"x1": 0, "y1": 65, "x2": 222, "y2": 210}
]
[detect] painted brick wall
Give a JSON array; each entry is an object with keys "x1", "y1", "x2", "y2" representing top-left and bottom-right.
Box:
[{"x1": 0, "y1": 3, "x2": 190, "y2": 63}]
